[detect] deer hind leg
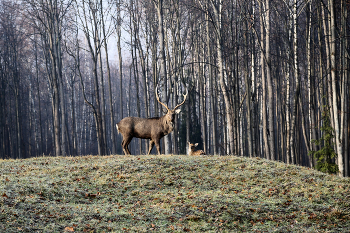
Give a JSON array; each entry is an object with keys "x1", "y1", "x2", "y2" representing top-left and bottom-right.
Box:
[
  {"x1": 122, "y1": 136, "x2": 132, "y2": 155},
  {"x1": 147, "y1": 140, "x2": 155, "y2": 155},
  {"x1": 125, "y1": 137, "x2": 133, "y2": 155},
  {"x1": 121, "y1": 138, "x2": 128, "y2": 155}
]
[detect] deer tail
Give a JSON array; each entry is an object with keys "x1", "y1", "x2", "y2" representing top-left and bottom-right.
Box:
[{"x1": 116, "y1": 124, "x2": 120, "y2": 133}]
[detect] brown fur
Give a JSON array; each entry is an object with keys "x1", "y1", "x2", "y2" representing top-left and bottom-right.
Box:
[
  {"x1": 188, "y1": 142, "x2": 206, "y2": 156},
  {"x1": 116, "y1": 111, "x2": 179, "y2": 155},
  {"x1": 117, "y1": 86, "x2": 187, "y2": 155}
]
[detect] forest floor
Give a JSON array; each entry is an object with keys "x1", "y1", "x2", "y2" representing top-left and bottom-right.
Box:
[{"x1": 0, "y1": 155, "x2": 350, "y2": 232}]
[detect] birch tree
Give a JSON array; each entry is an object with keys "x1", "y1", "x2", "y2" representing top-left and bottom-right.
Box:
[
  {"x1": 210, "y1": 0, "x2": 235, "y2": 154},
  {"x1": 153, "y1": 0, "x2": 170, "y2": 154},
  {"x1": 329, "y1": 0, "x2": 344, "y2": 176}
]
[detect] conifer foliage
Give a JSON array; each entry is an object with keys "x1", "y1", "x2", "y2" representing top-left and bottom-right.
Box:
[{"x1": 309, "y1": 106, "x2": 338, "y2": 174}]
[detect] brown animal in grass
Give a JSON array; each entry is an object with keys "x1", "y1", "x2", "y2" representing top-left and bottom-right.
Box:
[
  {"x1": 116, "y1": 86, "x2": 188, "y2": 155},
  {"x1": 187, "y1": 142, "x2": 206, "y2": 156}
]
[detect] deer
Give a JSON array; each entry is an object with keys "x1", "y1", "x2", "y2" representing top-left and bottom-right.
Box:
[
  {"x1": 187, "y1": 142, "x2": 206, "y2": 156},
  {"x1": 116, "y1": 86, "x2": 188, "y2": 155}
]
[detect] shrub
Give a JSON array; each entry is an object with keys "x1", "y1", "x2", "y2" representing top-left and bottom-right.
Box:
[{"x1": 309, "y1": 106, "x2": 338, "y2": 174}]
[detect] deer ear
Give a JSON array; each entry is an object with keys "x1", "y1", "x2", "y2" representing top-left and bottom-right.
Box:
[
  {"x1": 175, "y1": 109, "x2": 181, "y2": 114},
  {"x1": 195, "y1": 143, "x2": 198, "y2": 146}
]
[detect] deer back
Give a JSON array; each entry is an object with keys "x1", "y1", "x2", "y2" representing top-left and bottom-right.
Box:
[{"x1": 116, "y1": 116, "x2": 174, "y2": 139}]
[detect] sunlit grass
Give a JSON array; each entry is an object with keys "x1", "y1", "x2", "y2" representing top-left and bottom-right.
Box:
[{"x1": 1, "y1": 155, "x2": 349, "y2": 232}]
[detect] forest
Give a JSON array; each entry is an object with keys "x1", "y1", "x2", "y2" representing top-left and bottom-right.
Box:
[{"x1": 0, "y1": 0, "x2": 349, "y2": 177}]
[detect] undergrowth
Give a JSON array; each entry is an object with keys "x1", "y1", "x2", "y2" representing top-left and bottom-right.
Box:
[{"x1": 1, "y1": 155, "x2": 349, "y2": 232}]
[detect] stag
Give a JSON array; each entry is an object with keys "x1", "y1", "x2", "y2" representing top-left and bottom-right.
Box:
[
  {"x1": 187, "y1": 142, "x2": 206, "y2": 156},
  {"x1": 116, "y1": 86, "x2": 188, "y2": 155}
]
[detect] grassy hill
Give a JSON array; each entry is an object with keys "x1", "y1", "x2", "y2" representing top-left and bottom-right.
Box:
[{"x1": 1, "y1": 155, "x2": 349, "y2": 232}]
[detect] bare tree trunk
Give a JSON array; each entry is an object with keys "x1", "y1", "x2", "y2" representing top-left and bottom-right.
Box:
[
  {"x1": 115, "y1": 0, "x2": 123, "y2": 154},
  {"x1": 50, "y1": 46, "x2": 61, "y2": 158},
  {"x1": 259, "y1": 0, "x2": 269, "y2": 159},
  {"x1": 199, "y1": 47, "x2": 207, "y2": 154},
  {"x1": 172, "y1": 0, "x2": 182, "y2": 154},
  {"x1": 265, "y1": 0, "x2": 275, "y2": 160},
  {"x1": 299, "y1": 98, "x2": 310, "y2": 154},
  {"x1": 130, "y1": 1, "x2": 142, "y2": 154},
  {"x1": 0, "y1": 66, "x2": 4, "y2": 159},
  {"x1": 34, "y1": 28, "x2": 43, "y2": 156},
  {"x1": 71, "y1": 73, "x2": 77, "y2": 156},
  {"x1": 116, "y1": 0, "x2": 123, "y2": 123},
  {"x1": 132, "y1": 41, "x2": 142, "y2": 154},
  {"x1": 97, "y1": 45, "x2": 107, "y2": 155},
  {"x1": 45, "y1": 2, "x2": 62, "y2": 158},
  {"x1": 329, "y1": 0, "x2": 344, "y2": 176},
  {"x1": 154, "y1": 0, "x2": 170, "y2": 154},
  {"x1": 234, "y1": 2, "x2": 240, "y2": 156},
  {"x1": 100, "y1": 0, "x2": 116, "y2": 155},
  {"x1": 244, "y1": 20, "x2": 252, "y2": 158},
  {"x1": 59, "y1": 72, "x2": 66, "y2": 156},
  {"x1": 211, "y1": 0, "x2": 234, "y2": 155},
  {"x1": 135, "y1": 9, "x2": 150, "y2": 153},
  {"x1": 76, "y1": 0, "x2": 106, "y2": 155},
  {"x1": 186, "y1": 92, "x2": 190, "y2": 154},
  {"x1": 341, "y1": 0, "x2": 349, "y2": 176},
  {"x1": 316, "y1": 1, "x2": 325, "y2": 167},
  {"x1": 94, "y1": 48, "x2": 105, "y2": 155},
  {"x1": 194, "y1": 23, "x2": 207, "y2": 154},
  {"x1": 285, "y1": 5, "x2": 292, "y2": 164},
  {"x1": 322, "y1": 1, "x2": 334, "y2": 131},
  {"x1": 206, "y1": 9, "x2": 217, "y2": 155},
  {"x1": 250, "y1": 1, "x2": 258, "y2": 158},
  {"x1": 306, "y1": 2, "x2": 313, "y2": 158},
  {"x1": 290, "y1": 0, "x2": 300, "y2": 164},
  {"x1": 14, "y1": 69, "x2": 22, "y2": 159}
]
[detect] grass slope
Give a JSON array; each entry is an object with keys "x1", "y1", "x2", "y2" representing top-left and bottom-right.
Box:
[{"x1": 1, "y1": 155, "x2": 350, "y2": 232}]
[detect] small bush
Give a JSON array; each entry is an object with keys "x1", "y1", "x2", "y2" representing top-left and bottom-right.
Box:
[{"x1": 309, "y1": 106, "x2": 338, "y2": 174}]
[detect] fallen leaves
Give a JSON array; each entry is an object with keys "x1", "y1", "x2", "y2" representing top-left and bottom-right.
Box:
[
  {"x1": 308, "y1": 213, "x2": 317, "y2": 220},
  {"x1": 85, "y1": 192, "x2": 100, "y2": 198},
  {"x1": 0, "y1": 155, "x2": 349, "y2": 232},
  {"x1": 64, "y1": 226, "x2": 74, "y2": 232}
]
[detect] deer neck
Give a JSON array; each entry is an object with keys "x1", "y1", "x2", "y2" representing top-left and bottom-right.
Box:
[{"x1": 162, "y1": 116, "x2": 174, "y2": 134}]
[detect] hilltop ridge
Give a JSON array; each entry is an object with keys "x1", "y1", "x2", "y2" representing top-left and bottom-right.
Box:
[{"x1": 1, "y1": 155, "x2": 349, "y2": 232}]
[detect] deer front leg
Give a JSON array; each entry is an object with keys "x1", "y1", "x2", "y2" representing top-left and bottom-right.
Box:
[
  {"x1": 147, "y1": 140, "x2": 155, "y2": 155},
  {"x1": 154, "y1": 139, "x2": 161, "y2": 155}
]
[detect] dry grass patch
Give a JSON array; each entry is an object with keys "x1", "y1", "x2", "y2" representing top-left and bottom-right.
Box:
[{"x1": 1, "y1": 155, "x2": 350, "y2": 232}]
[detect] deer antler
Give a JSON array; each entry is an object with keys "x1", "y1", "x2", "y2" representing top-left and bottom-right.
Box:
[
  {"x1": 173, "y1": 86, "x2": 188, "y2": 110},
  {"x1": 155, "y1": 85, "x2": 170, "y2": 111}
]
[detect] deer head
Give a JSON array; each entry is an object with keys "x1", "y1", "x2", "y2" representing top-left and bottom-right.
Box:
[
  {"x1": 155, "y1": 85, "x2": 188, "y2": 126},
  {"x1": 188, "y1": 142, "x2": 206, "y2": 156}
]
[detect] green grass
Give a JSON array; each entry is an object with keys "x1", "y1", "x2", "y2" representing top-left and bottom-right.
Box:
[{"x1": 1, "y1": 155, "x2": 349, "y2": 232}]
